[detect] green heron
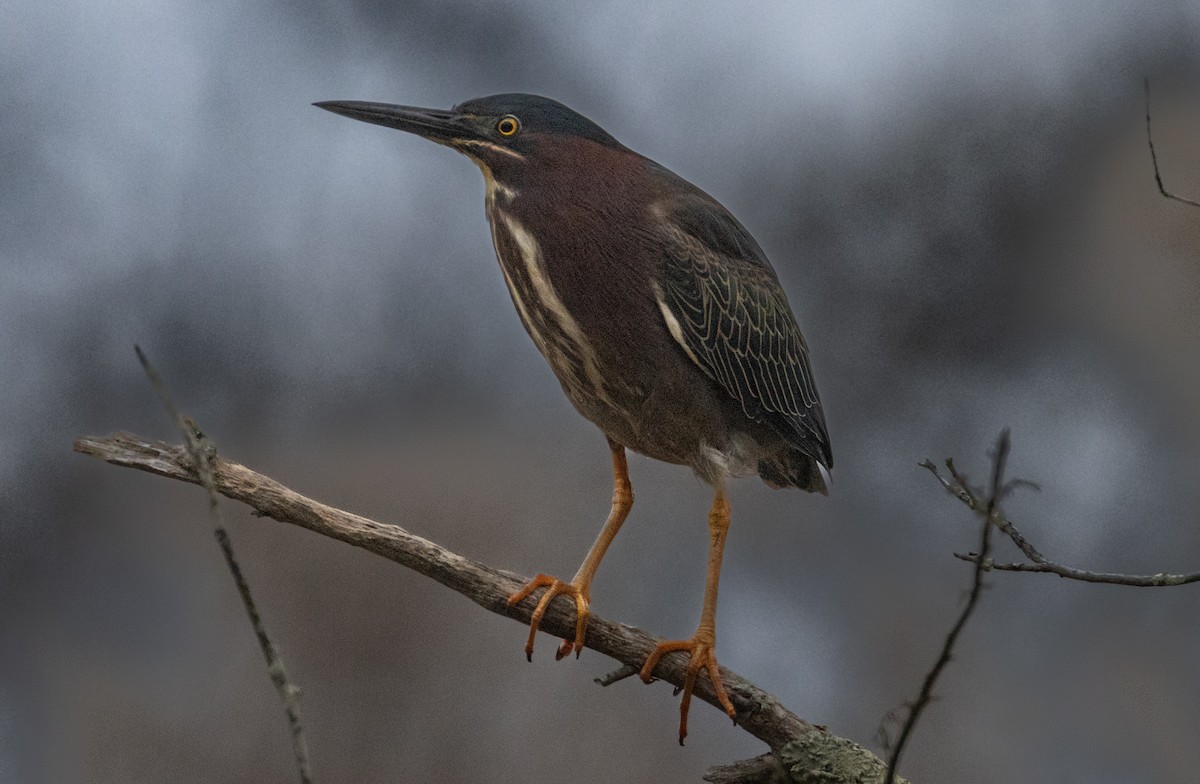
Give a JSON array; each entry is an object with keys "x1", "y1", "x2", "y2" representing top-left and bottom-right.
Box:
[{"x1": 316, "y1": 94, "x2": 832, "y2": 742}]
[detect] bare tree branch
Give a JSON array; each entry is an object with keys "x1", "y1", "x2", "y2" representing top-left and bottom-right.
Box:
[
  {"x1": 881, "y1": 431, "x2": 1009, "y2": 783},
  {"x1": 74, "y1": 431, "x2": 906, "y2": 784},
  {"x1": 704, "y1": 754, "x2": 789, "y2": 784},
  {"x1": 133, "y1": 348, "x2": 314, "y2": 784},
  {"x1": 923, "y1": 454, "x2": 1200, "y2": 587},
  {"x1": 1144, "y1": 77, "x2": 1200, "y2": 209},
  {"x1": 949, "y1": 555, "x2": 1200, "y2": 585}
]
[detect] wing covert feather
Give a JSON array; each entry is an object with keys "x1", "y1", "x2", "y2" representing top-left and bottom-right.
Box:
[{"x1": 656, "y1": 196, "x2": 831, "y2": 466}]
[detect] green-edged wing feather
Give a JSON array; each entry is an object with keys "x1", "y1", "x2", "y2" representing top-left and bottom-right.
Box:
[{"x1": 655, "y1": 195, "x2": 832, "y2": 467}]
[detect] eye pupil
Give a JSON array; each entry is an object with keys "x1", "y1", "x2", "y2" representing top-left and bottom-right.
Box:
[{"x1": 498, "y1": 117, "x2": 518, "y2": 136}]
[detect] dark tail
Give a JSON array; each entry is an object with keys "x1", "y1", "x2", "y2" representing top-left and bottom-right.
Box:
[{"x1": 757, "y1": 448, "x2": 829, "y2": 495}]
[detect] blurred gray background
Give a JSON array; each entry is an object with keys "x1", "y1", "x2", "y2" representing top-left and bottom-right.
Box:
[{"x1": 4, "y1": 1, "x2": 1200, "y2": 782}]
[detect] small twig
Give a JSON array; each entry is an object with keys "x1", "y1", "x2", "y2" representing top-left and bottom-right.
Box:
[
  {"x1": 133, "y1": 348, "x2": 314, "y2": 784},
  {"x1": 594, "y1": 663, "x2": 641, "y2": 687},
  {"x1": 952, "y1": 554, "x2": 1200, "y2": 587},
  {"x1": 883, "y1": 430, "x2": 1009, "y2": 784},
  {"x1": 922, "y1": 459, "x2": 1045, "y2": 565},
  {"x1": 1144, "y1": 77, "x2": 1200, "y2": 208},
  {"x1": 925, "y1": 447, "x2": 1200, "y2": 588}
]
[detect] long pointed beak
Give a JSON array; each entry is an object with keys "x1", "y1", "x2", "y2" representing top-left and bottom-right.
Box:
[{"x1": 313, "y1": 101, "x2": 475, "y2": 145}]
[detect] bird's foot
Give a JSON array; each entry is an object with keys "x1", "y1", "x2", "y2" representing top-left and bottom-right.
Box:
[
  {"x1": 506, "y1": 574, "x2": 591, "y2": 661},
  {"x1": 639, "y1": 629, "x2": 736, "y2": 745}
]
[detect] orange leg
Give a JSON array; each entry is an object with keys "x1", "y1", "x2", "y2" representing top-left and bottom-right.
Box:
[
  {"x1": 507, "y1": 438, "x2": 633, "y2": 660},
  {"x1": 639, "y1": 484, "x2": 737, "y2": 744}
]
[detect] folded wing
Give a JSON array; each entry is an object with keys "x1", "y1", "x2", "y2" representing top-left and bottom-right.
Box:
[{"x1": 654, "y1": 194, "x2": 832, "y2": 468}]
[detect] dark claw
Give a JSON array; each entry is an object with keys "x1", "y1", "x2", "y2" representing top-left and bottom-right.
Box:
[{"x1": 555, "y1": 638, "x2": 574, "y2": 661}]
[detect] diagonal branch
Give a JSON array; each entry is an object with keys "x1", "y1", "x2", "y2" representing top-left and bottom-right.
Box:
[
  {"x1": 881, "y1": 430, "x2": 1008, "y2": 783},
  {"x1": 74, "y1": 431, "x2": 906, "y2": 784},
  {"x1": 133, "y1": 348, "x2": 314, "y2": 784},
  {"x1": 1144, "y1": 77, "x2": 1200, "y2": 209},
  {"x1": 923, "y1": 457, "x2": 1200, "y2": 588}
]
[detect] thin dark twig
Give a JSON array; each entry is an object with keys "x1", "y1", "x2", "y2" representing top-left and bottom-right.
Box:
[
  {"x1": 133, "y1": 347, "x2": 314, "y2": 784},
  {"x1": 884, "y1": 430, "x2": 1009, "y2": 784},
  {"x1": 922, "y1": 459, "x2": 1044, "y2": 565},
  {"x1": 924, "y1": 452, "x2": 1200, "y2": 588},
  {"x1": 1145, "y1": 77, "x2": 1200, "y2": 208},
  {"x1": 952, "y1": 553, "x2": 1200, "y2": 587}
]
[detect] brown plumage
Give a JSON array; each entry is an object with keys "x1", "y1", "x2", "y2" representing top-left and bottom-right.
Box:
[{"x1": 316, "y1": 93, "x2": 832, "y2": 743}]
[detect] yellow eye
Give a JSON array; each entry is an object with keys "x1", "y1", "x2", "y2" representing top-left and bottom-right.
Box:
[{"x1": 496, "y1": 115, "x2": 519, "y2": 137}]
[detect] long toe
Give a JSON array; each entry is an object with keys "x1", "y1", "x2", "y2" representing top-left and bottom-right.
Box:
[
  {"x1": 507, "y1": 574, "x2": 591, "y2": 661},
  {"x1": 639, "y1": 636, "x2": 736, "y2": 744}
]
